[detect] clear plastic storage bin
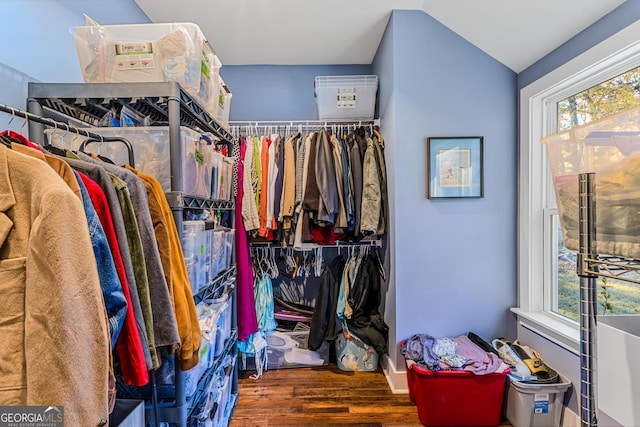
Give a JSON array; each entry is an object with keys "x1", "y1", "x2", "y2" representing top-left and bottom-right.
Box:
[
  {"x1": 183, "y1": 221, "x2": 208, "y2": 294},
  {"x1": 214, "y1": 76, "x2": 233, "y2": 129},
  {"x1": 73, "y1": 22, "x2": 219, "y2": 113},
  {"x1": 314, "y1": 75, "x2": 378, "y2": 120},
  {"x1": 45, "y1": 125, "x2": 229, "y2": 199},
  {"x1": 542, "y1": 105, "x2": 640, "y2": 259},
  {"x1": 46, "y1": 126, "x2": 172, "y2": 192}
]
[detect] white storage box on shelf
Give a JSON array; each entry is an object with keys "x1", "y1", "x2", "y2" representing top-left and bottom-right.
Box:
[
  {"x1": 314, "y1": 75, "x2": 378, "y2": 120},
  {"x1": 73, "y1": 22, "x2": 219, "y2": 113},
  {"x1": 542, "y1": 105, "x2": 640, "y2": 259}
]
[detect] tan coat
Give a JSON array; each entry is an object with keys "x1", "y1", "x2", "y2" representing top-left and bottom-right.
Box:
[{"x1": 0, "y1": 145, "x2": 110, "y2": 426}]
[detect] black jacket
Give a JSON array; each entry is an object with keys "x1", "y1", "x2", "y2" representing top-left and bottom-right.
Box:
[
  {"x1": 308, "y1": 255, "x2": 346, "y2": 351},
  {"x1": 346, "y1": 254, "x2": 389, "y2": 354}
]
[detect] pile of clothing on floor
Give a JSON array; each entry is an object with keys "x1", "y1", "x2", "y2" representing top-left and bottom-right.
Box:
[
  {"x1": 401, "y1": 332, "x2": 560, "y2": 383},
  {"x1": 401, "y1": 332, "x2": 509, "y2": 375}
]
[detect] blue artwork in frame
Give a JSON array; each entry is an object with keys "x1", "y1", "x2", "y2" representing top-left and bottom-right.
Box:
[{"x1": 427, "y1": 136, "x2": 484, "y2": 199}]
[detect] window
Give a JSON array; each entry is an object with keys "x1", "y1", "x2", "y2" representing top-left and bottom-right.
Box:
[
  {"x1": 553, "y1": 67, "x2": 640, "y2": 322},
  {"x1": 517, "y1": 22, "x2": 640, "y2": 352}
]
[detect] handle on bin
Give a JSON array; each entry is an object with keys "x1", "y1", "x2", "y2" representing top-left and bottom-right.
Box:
[{"x1": 79, "y1": 136, "x2": 136, "y2": 167}]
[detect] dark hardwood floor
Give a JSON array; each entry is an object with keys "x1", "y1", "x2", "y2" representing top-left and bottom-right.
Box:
[{"x1": 229, "y1": 364, "x2": 511, "y2": 426}]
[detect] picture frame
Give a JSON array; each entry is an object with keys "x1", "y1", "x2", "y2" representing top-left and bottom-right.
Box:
[{"x1": 426, "y1": 136, "x2": 483, "y2": 199}]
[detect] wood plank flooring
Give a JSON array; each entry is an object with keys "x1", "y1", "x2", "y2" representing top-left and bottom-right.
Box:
[{"x1": 229, "y1": 364, "x2": 511, "y2": 426}]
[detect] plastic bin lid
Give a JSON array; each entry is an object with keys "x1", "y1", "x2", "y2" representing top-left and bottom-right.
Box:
[{"x1": 509, "y1": 373, "x2": 572, "y2": 393}]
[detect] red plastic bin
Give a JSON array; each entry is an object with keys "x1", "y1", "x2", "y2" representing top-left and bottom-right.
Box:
[{"x1": 405, "y1": 362, "x2": 508, "y2": 426}]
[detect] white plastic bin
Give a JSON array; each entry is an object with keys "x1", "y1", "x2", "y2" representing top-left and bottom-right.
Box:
[
  {"x1": 505, "y1": 373, "x2": 572, "y2": 427},
  {"x1": 314, "y1": 75, "x2": 378, "y2": 120}
]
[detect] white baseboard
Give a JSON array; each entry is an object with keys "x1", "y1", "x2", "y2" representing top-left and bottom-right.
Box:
[
  {"x1": 562, "y1": 407, "x2": 580, "y2": 427},
  {"x1": 380, "y1": 354, "x2": 409, "y2": 394}
]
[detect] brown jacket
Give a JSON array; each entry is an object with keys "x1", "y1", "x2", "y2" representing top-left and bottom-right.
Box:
[
  {"x1": 125, "y1": 166, "x2": 202, "y2": 370},
  {"x1": 0, "y1": 145, "x2": 110, "y2": 426}
]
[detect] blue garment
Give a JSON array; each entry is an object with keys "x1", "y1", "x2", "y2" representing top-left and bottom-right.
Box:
[{"x1": 74, "y1": 170, "x2": 127, "y2": 348}]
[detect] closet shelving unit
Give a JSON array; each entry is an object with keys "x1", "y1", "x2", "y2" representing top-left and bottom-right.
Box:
[
  {"x1": 576, "y1": 172, "x2": 640, "y2": 427},
  {"x1": 26, "y1": 81, "x2": 239, "y2": 427}
]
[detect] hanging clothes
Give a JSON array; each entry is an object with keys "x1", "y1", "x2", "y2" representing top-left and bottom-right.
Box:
[
  {"x1": 76, "y1": 152, "x2": 180, "y2": 356},
  {"x1": 346, "y1": 254, "x2": 389, "y2": 354},
  {"x1": 74, "y1": 170, "x2": 128, "y2": 348},
  {"x1": 63, "y1": 156, "x2": 153, "y2": 370},
  {"x1": 241, "y1": 135, "x2": 260, "y2": 232},
  {"x1": 76, "y1": 170, "x2": 148, "y2": 386},
  {"x1": 308, "y1": 254, "x2": 346, "y2": 351},
  {"x1": 236, "y1": 138, "x2": 259, "y2": 341},
  {"x1": 0, "y1": 144, "x2": 111, "y2": 426},
  {"x1": 126, "y1": 165, "x2": 202, "y2": 371}
]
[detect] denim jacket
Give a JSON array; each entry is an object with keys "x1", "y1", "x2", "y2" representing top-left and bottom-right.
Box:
[{"x1": 74, "y1": 170, "x2": 127, "y2": 348}]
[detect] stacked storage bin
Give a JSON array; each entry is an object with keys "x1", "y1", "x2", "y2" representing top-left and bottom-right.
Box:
[
  {"x1": 45, "y1": 126, "x2": 236, "y2": 200},
  {"x1": 182, "y1": 221, "x2": 235, "y2": 295},
  {"x1": 73, "y1": 21, "x2": 231, "y2": 126}
]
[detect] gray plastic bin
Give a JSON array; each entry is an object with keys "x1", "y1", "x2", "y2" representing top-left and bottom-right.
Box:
[{"x1": 505, "y1": 373, "x2": 572, "y2": 427}]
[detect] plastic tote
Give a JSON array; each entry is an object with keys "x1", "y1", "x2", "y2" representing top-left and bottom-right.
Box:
[
  {"x1": 314, "y1": 75, "x2": 378, "y2": 120},
  {"x1": 505, "y1": 373, "x2": 572, "y2": 427},
  {"x1": 405, "y1": 361, "x2": 508, "y2": 426}
]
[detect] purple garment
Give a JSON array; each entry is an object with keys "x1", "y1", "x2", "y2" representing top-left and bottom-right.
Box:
[
  {"x1": 449, "y1": 335, "x2": 508, "y2": 375},
  {"x1": 401, "y1": 334, "x2": 440, "y2": 371},
  {"x1": 236, "y1": 138, "x2": 259, "y2": 341}
]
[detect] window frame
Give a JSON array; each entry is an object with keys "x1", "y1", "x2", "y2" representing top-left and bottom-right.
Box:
[{"x1": 515, "y1": 21, "x2": 640, "y2": 354}]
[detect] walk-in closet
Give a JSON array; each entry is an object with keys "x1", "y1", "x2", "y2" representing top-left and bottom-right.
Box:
[{"x1": 2, "y1": 2, "x2": 640, "y2": 427}]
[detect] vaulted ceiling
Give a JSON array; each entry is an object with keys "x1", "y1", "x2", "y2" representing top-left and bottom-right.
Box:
[{"x1": 134, "y1": 0, "x2": 626, "y2": 73}]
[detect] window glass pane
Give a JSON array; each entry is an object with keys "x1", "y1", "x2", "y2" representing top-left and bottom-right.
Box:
[
  {"x1": 556, "y1": 219, "x2": 579, "y2": 321},
  {"x1": 552, "y1": 66, "x2": 640, "y2": 321},
  {"x1": 557, "y1": 65, "x2": 640, "y2": 131},
  {"x1": 554, "y1": 216, "x2": 640, "y2": 318}
]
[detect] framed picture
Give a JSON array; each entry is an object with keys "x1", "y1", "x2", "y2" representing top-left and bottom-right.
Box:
[{"x1": 426, "y1": 136, "x2": 483, "y2": 199}]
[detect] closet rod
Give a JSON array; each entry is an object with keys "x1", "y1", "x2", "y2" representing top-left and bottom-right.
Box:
[
  {"x1": 229, "y1": 118, "x2": 380, "y2": 128},
  {"x1": 249, "y1": 239, "x2": 382, "y2": 249},
  {"x1": 0, "y1": 103, "x2": 135, "y2": 166},
  {"x1": 0, "y1": 103, "x2": 107, "y2": 142}
]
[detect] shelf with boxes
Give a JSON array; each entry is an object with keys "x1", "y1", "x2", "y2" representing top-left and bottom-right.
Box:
[
  {"x1": 27, "y1": 81, "x2": 239, "y2": 427},
  {"x1": 73, "y1": 21, "x2": 232, "y2": 128}
]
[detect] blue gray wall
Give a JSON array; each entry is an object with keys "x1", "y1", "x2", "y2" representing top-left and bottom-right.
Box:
[
  {"x1": 220, "y1": 65, "x2": 373, "y2": 121},
  {"x1": 373, "y1": 10, "x2": 518, "y2": 371},
  {"x1": 0, "y1": 0, "x2": 149, "y2": 130}
]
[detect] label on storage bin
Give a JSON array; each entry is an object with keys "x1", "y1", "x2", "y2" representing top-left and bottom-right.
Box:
[
  {"x1": 115, "y1": 42, "x2": 155, "y2": 70},
  {"x1": 533, "y1": 393, "x2": 549, "y2": 414},
  {"x1": 336, "y1": 87, "x2": 356, "y2": 108}
]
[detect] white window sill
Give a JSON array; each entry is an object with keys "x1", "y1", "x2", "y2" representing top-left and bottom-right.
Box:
[{"x1": 510, "y1": 308, "x2": 580, "y2": 355}]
